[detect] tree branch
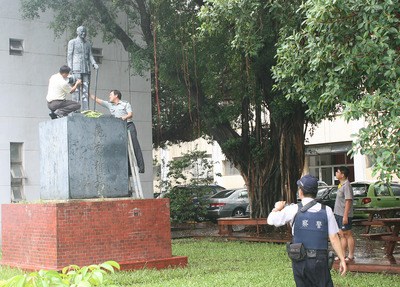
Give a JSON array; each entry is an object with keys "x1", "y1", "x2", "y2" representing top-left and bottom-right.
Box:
[
  {"x1": 89, "y1": 0, "x2": 144, "y2": 51},
  {"x1": 134, "y1": 0, "x2": 153, "y2": 46}
]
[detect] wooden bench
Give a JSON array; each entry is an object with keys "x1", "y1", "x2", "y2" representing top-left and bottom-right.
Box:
[
  {"x1": 358, "y1": 217, "x2": 400, "y2": 263},
  {"x1": 352, "y1": 218, "x2": 365, "y2": 225},
  {"x1": 217, "y1": 217, "x2": 268, "y2": 236},
  {"x1": 361, "y1": 233, "x2": 400, "y2": 246},
  {"x1": 360, "y1": 232, "x2": 393, "y2": 240},
  {"x1": 353, "y1": 218, "x2": 388, "y2": 234},
  {"x1": 381, "y1": 235, "x2": 400, "y2": 242}
]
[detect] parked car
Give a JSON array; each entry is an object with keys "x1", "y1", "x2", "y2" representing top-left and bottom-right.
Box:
[
  {"x1": 315, "y1": 186, "x2": 338, "y2": 210},
  {"x1": 245, "y1": 204, "x2": 250, "y2": 216},
  {"x1": 206, "y1": 188, "x2": 249, "y2": 222},
  {"x1": 318, "y1": 181, "x2": 328, "y2": 187},
  {"x1": 392, "y1": 183, "x2": 400, "y2": 196},
  {"x1": 352, "y1": 181, "x2": 400, "y2": 218}
]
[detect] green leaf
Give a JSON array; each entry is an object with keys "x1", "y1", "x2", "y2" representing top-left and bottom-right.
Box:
[{"x1": 100, "y1": 261, "x2": 120, "y2": 273}]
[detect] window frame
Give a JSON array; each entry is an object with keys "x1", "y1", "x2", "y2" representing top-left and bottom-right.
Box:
[{"x1": 9, "y1": 38, "x2": 24, "y2": 56}]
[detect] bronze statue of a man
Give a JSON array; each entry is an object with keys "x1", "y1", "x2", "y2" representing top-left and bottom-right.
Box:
[{"x1": 67, "y1": 26, "x2": 99, "y2": 111}]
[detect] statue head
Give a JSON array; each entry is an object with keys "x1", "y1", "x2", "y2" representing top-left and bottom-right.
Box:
[{"x1": 76, "y1": 26, "x2": 87, "y2": 39}]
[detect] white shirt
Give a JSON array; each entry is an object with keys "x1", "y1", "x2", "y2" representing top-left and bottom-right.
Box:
[
  {"x1": 267, "y1": 198, "x2": 339, "y2": 236},
  {"x1": 46, "y1": 73, "x2": 72, "y2": 102}
]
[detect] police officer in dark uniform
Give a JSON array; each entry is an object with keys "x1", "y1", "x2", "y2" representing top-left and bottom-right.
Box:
[{"x1": 267, "y1": 174, "x2": 347, "y2": 287}]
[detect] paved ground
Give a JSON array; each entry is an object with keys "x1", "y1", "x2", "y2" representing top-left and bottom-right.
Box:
[{"x1": 171, "y1": 222, "x2": 400, "y2": 267}]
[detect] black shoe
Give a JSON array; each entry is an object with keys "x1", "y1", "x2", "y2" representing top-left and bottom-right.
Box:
[
  {"x1": 55, "y1": 111, "x2": 64, "y2": 118},
  {"x1": 139, "y1": 168, "x2": 145, "y2": 174},
  {"x1": 49, "y1": 112, "x2": 58, "y2": 119}
]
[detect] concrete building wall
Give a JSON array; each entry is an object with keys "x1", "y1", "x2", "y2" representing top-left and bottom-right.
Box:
[
  {"x1": 305, "y1": 117, "x2": 358, "y2": 144},
  {"x1": 0, "y1": 0, "x2": 153, "y2": 241},
  {"x1": 305, "y1": 117, "x2": 370, "y2": 182}
]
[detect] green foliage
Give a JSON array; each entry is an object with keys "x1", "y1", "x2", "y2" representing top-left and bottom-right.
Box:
[
  {"x1": 273, "y1": 0, "x2": 400, "y2": 181},
  {"x1": 159, "y1": 147, "x2": 219, "y2": 223},
  {"x1": 199, "y1": 0, "x2": 265, "y2": 57},
  {"x1": 164, "y1": 185, "x2": 209, "y2": 223},
  {"x1": 0, "y1": 261, "x2": 120, "y2": 287},
  {"x1": 344, "y1": 90, "x2": 400, "y2": 182},
  {"x1": 160, "y1": 147, "x2": 217, "y2": 190},
  {"x1": 81, "y1": 110, "x2": 103, "y2": 118}
]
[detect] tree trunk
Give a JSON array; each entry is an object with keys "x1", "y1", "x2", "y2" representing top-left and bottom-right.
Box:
[{"x1": 241, "y1": 106, "x2": 305, "y2": 218}]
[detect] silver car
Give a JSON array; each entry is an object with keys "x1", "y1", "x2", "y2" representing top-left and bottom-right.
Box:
[{"x1": 206, "y1": 188, "x2": 249, "y2": 222}]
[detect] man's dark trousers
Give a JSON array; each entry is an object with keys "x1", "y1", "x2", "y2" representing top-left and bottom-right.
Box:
[
  {"x1": 127, "y1": 122, "x2": 145, "y2": 173},
  {"x1": 292, "y1": 251, "x2": 333, "y2": 287}
]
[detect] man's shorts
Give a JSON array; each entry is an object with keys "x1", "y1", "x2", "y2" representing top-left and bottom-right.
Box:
[{"x1": 335, "y1": 214, "x2": 353, "y2": 231}]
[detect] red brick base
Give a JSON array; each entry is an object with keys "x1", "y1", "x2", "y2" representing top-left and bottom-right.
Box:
[{"x1": 1, "y1": 198, "x2": 187, "y2": 271}]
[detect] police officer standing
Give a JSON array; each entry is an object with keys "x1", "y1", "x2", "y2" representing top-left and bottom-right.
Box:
[{"x1": 267, "y1": 174, "x2": 347, "y2": 287}]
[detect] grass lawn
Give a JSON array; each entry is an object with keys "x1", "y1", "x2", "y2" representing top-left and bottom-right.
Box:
[
  {"x1": 110, "y1": 238, "x2": 400, "y2": 287},
  {"x1": 1, "y1": 238, "x2": 399, "y2": 286}
]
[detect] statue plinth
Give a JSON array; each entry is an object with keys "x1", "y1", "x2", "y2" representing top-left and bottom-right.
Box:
[{"x1": 39, "y1": 115, "x2": 129, "y2": 199}]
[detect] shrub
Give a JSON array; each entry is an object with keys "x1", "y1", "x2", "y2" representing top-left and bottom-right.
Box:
[
  {"x1": 166, "y1": 185, "x2": 212, "y2": 223},
  {"x1": 155, "y1": 148, "x2": 221, "y2": 223}
]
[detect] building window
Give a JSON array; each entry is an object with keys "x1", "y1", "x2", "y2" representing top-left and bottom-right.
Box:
[
  {"x1": 153, "y1": 164, "x2": 161, "y2": 181},
  {"x1": 92, "y1": 47, "x2": 103, "y2": 64},
  {"x1": 9, "y1": 38, "x2": 24, "y2": 56},
  {"x1": 307, "y1": 152, "x2": 354, "y2": 185},
  {"x1": 10, "y1": 143, "x2": 26, "y2": 202}
]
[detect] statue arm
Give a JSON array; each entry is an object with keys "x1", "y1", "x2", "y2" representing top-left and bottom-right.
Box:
[{"x1": 89, "y1": 44, "x2": 98, "y2": 69}]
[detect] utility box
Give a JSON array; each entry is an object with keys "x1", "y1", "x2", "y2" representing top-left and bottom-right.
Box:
[{"x1": 39, "y1": 115, "x2": 129, "y2": 199}]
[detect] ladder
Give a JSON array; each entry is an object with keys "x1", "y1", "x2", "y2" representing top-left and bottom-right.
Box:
[{"x1": 127, "y1": 130, "x2": 144, "y2": 198}]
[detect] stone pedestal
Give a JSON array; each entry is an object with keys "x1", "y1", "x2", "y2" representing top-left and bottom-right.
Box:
[
  {"x1": 39, "y1": 115, "x2": 129, "y2": 199},
  {"x1": 0, "y1": 199, "x2": 187, "y2": 271}
]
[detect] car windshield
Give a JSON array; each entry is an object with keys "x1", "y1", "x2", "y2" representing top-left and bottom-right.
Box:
[
  {"x1": 329, "y1": 188, "x2": 338, "y2": 199},
  {"x1": 316, "y1": 188, "x2": 327, "y2": 198},
  {"x1": 351, "y1": 184, "x2": 368, "y2": 197},
  {"x1": 316, "y1": 186, "x2": 338, "y2": 199},
  {"x1": 316, "y1": 188, "x2": 328, "y2": 198},
  {"x1": 212, "y1": 189, "x2": 236, "y2": 198}
]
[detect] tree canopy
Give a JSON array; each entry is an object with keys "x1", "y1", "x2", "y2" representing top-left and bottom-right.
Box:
[
  {"x1": 21, "y1": 0, "x2": 400, "y2": 217},
  {"x1": 21, "y1": 0, "x2": 308, "y2": 217},
  {"x1": 273, "y1": 0, "x2": 400, "y2": 181},
  {"x1": 151, "y1": 0, "x2": 308, "y2": 215}
]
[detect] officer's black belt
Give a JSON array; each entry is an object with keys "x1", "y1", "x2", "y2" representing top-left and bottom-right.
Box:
[{"x1": 306, "y1": 249, "x2": 327, "y2": 258}]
